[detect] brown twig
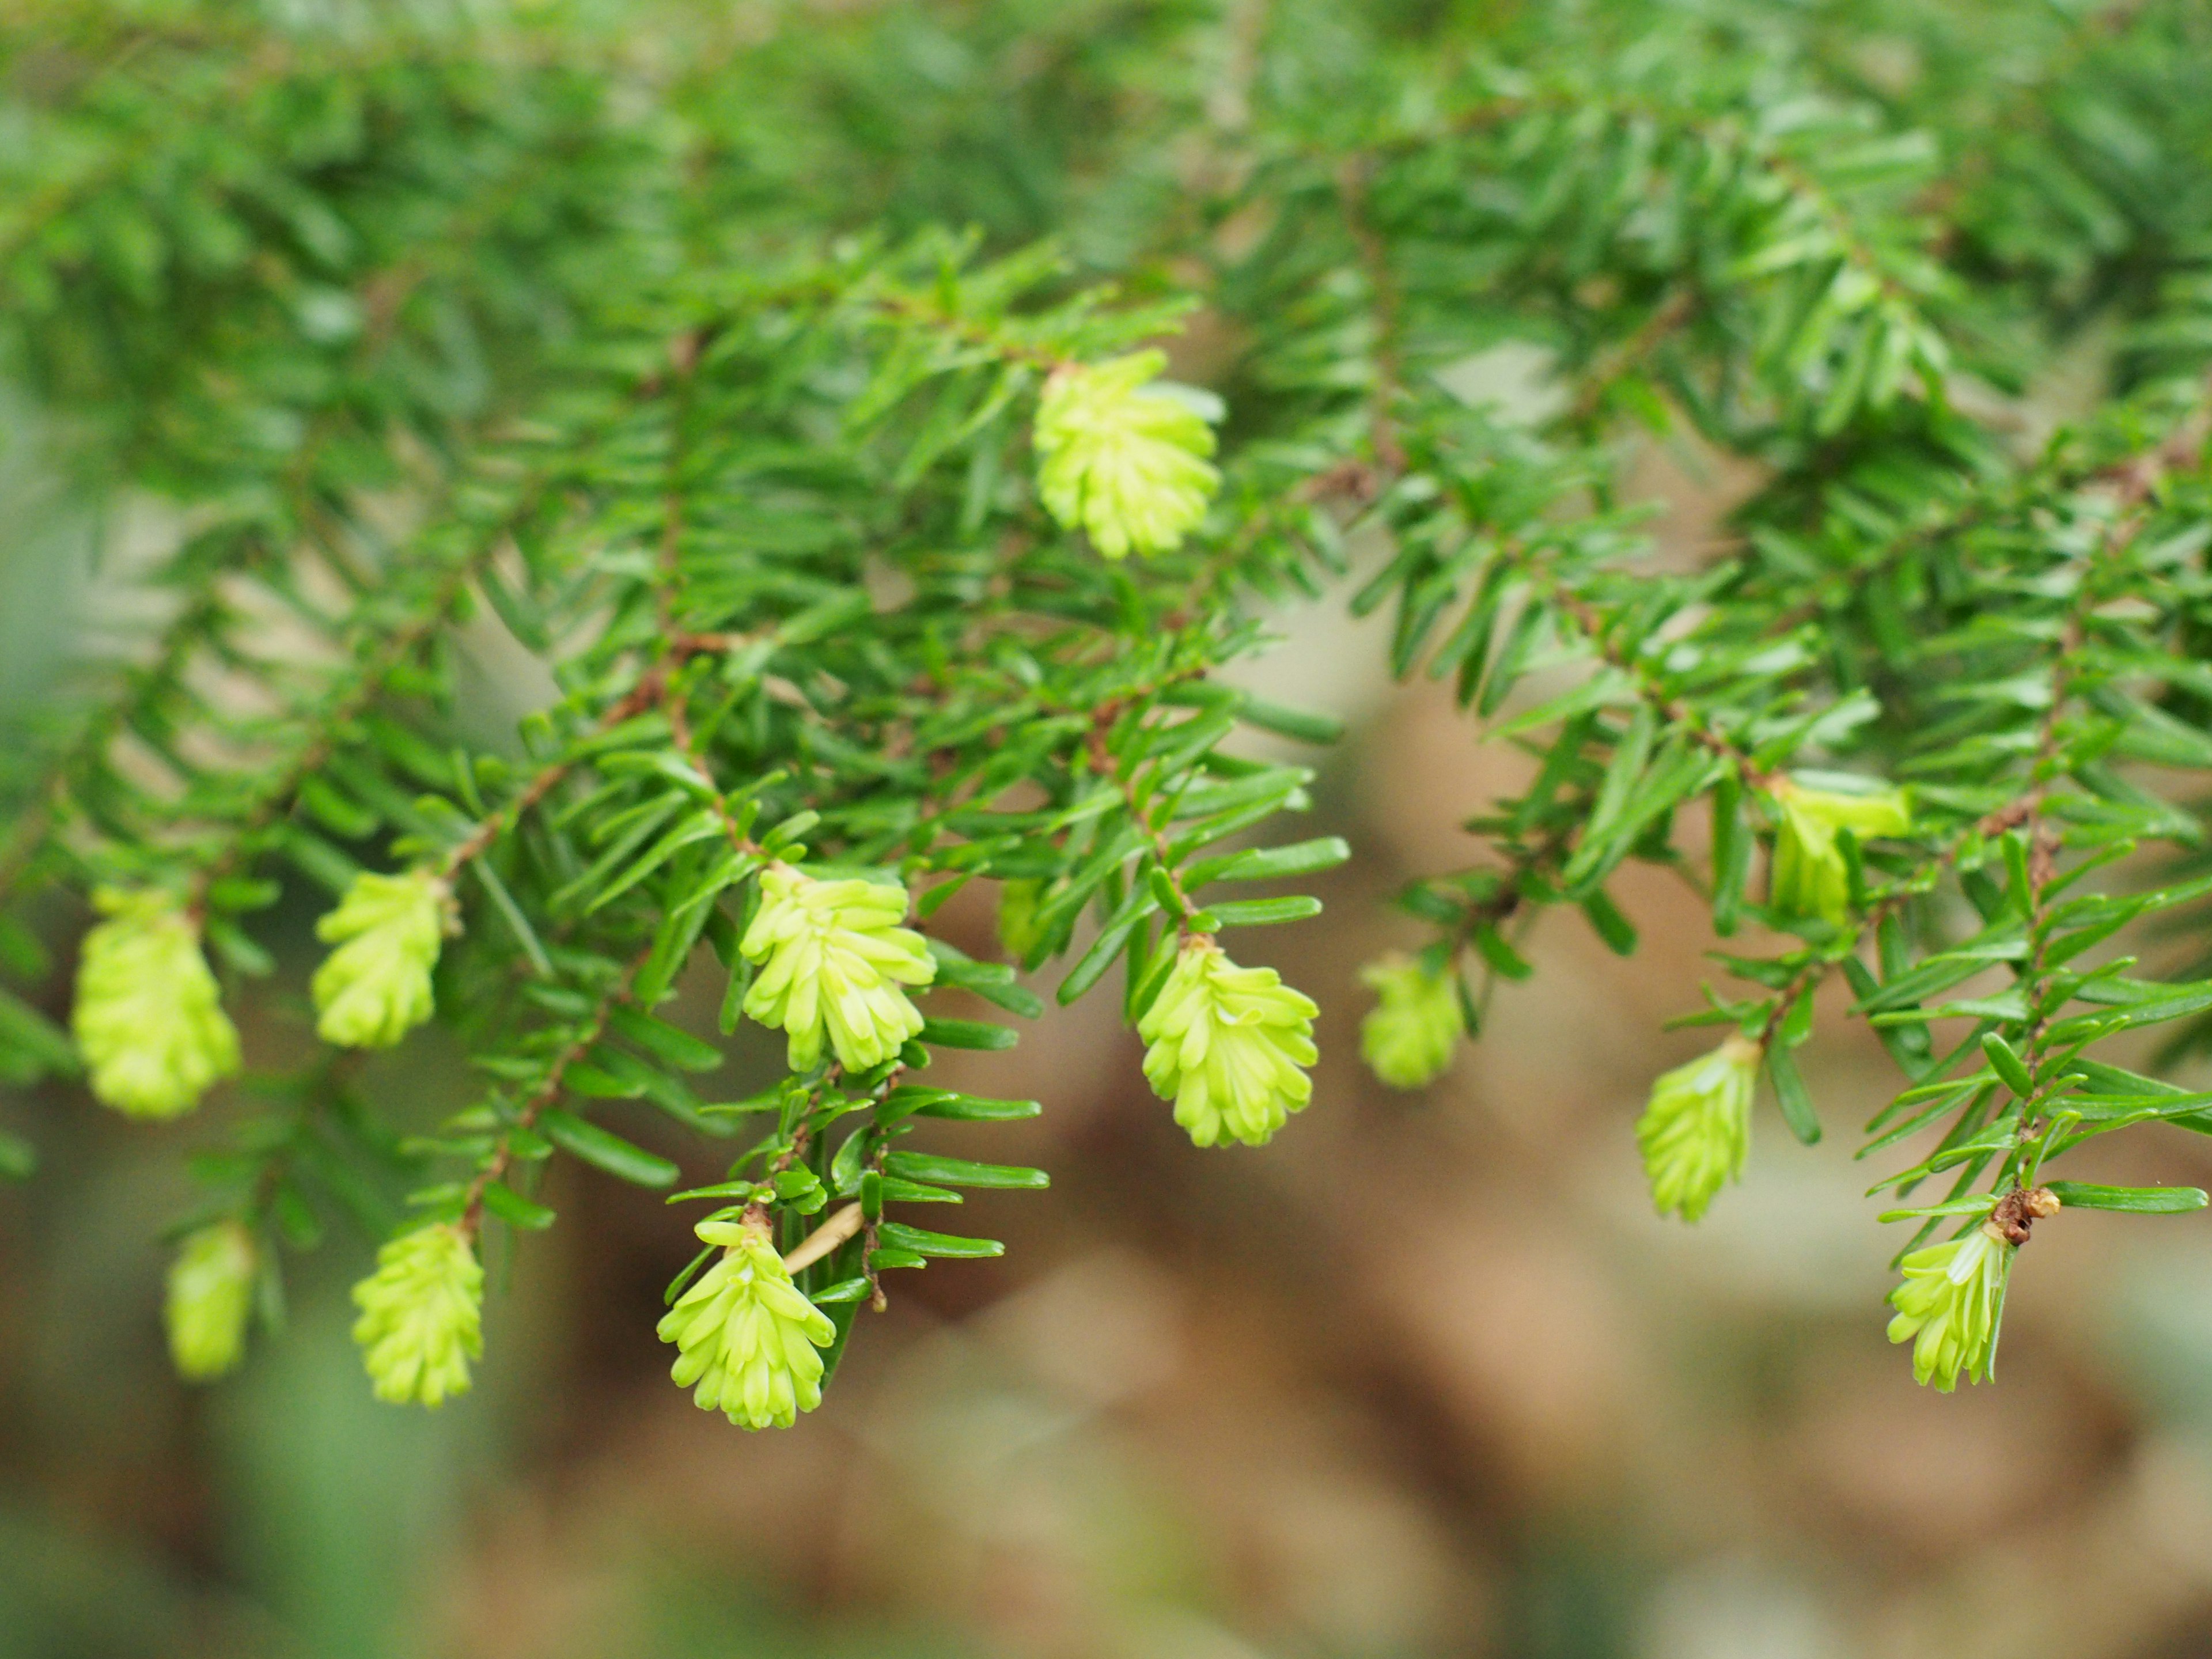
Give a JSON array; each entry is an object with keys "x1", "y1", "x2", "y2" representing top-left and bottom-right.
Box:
[
  {"x1": 460, "y1": 942, "x2": 654, "y2": 1240},
  {"x1": 1569, "y1": 287, "x2": 1699, "y2": 424},
  {"x1": 1088, "y1": 716, "x2": 1203, "y2": 937},
  {"x1": 1537, "y1": 575, "x2": 1780, "y2": 791}
]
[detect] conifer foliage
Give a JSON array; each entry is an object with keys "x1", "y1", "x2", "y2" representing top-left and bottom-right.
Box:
[{"x1": 7, "y1": 0, "x2": 2212, "y2": 1417}]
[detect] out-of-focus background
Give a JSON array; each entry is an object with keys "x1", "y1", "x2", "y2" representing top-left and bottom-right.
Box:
[{"x1": 12, "y1": 2, "x2": 2212, "y2": 1656}]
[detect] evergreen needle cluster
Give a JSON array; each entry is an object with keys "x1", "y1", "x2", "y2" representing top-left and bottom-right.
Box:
[{"x1": 6, "y1": 0, "x2": 2212, "y2": 1421}]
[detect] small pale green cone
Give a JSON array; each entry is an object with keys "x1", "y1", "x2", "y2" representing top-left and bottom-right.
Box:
[
  {"x1": 312, "y1": 869, "x2": 452, "y2": 1048},
  {"x1": 657, "y1": 1214, "x2": 837, "y2": 1430},
  {"x1": 1358, "y1": 953, "x2": 1463, "y2": 1089},
  {"x1": 1887, "y1": 1223, "x2": 2011, "y2": 1391},
  {"x1": 1638, "y1": 1035, "x2": 1759, "y2": 1221},
  {"x1": 351, "y1": 1222, "x2": 483, "y2": 1407},
  {"x1": 1769, "y1": 774, "x2": 1911, "y2": 927},
  {"x1": 71, "y1": 888, "x2": 240, "y2": 1119},
  {"x1": 1138, "y1": 938, "x2": 1318, "y2": 1147},
  {"x1": 740, "y1": 865, "x2": 934, "y2": 1072},
  {"x1": 1033, "y1": 350, "x2": 1221, "y2": 559},
  {"x1": 165, "y1": 1219, "x2": 256, "y2": 1382}
]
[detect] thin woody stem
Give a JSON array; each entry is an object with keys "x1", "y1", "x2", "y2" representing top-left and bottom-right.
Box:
[
  {"x1": 1090, "y1": 718, "x2": 1203, "y2": 937},
  {"x1": 460, "y1": 942, "x2": 654, "y2": 1240},
  {"x1": 781, "y1": 1202, "x2": 863, "y2": 1274}
]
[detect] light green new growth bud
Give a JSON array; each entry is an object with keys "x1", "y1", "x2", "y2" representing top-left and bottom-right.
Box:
[
  {"x1": 312, "y1": 869, "x2": 452, "y2": 1048},
  {"x1": 740, "y1": 865, "x2": 935, "y2": 1073},
  {"x1": 996, "y1": 877, "x2": 1047, "y2": 962},
  {"x1": 1358, "y1": 953, "x2": 1463, "y2": 1089},
  {"x1": 165, "y1": 1219, "x2": 256, "y2": 1382},
  {"x1": 657, "y1": 1213, "x2": 837, "y2": 1430},
  {"x1": 72, "y1": 888, "x2": 241, "y2": 1119},
  {"x1": 1887, "y1": 1222, "x2": 2012, "y2": 1391},
  {"x1": 351, "y1": 1222, "x2": 484, "y2": 1408},
  {"x1": 1637, "y1": 1035, "x2": 1759, "y2": 1221},
  {"x1": 1769, "y1": 774, "x2": 1911, "y2": 927},
  {"x1": 1033, "y1": 350, "x2": 1221, "y2": 559},
  {"x1": 1138, "y1": 938, "x2": 1319, "y2": 1147}
]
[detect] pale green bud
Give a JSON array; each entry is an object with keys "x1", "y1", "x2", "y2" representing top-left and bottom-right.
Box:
[
  {"x1": 657, "y1": 1213, "x2": 837, "y2": 1430},
  {"x1": 1887, "y1": 1223, "x2": 2011, "y2": 1391},
  {"x1": 1138, "y1": 938, "x2": 1318, "y2": 1147},
  {"x1": 1769, "y1": 774, "x2": 1911, "y2": 927},
  {"x1": 312, "y1": 869, "x2": 452, "y2": 1048},
  {"x1": 740, "y1": 865, "x2": 934, "y2": 1073},
  {"x1": 165, "y1": 1219, "x2": 256, "y2": 1382},
  {"x1": 1033, "y1": 350, "x2": 1221, "y2": 559},
  {"x1": 71, "y1": 888, "x2": 240, "y2": 1119},
  {"x1": 1358, "y1": 953, "x2": 1463, "y2": 1089},
  {"x1": 1638, "y1": 1035, "x2": 1758, "y2": 1221},
  {"x1": 351, "y1": 1222, "x2": 483, "y2": 1408},
  {"x1": 996, "y1": 877, "x2": 1047, "y2": 962}
]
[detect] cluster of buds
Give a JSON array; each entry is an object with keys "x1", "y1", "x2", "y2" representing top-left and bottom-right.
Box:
[
  {"x1": 740, "y1": 865, "x2": 935, "y2": 1072},
  {"x1": 1637, "y1": 1036, "x2": 1759, "y2": 1222},
  {"x1": 165, "y1": 1219, "x2": 257, "y2": 1381},
  {"x1": 351, "y1": 1222, "x2": 484, "y2": 1408},
  {"x1": 1357, "y1": 953, "x2": 1463, "y2": 1089},
  {"x1": 1767, "y1": 774, "x2": 1911, "y2": 927},
  {"x1": 1033, "y1": 351, "x2": 1221, "y2": 560},
  {"x1": 658, "y1": 1211, "x2": 838, "y2": 1430},
  {"x1": 71, "y1": 889, "x2": 240, "y2": 1119},
  {"x1": 1886, "y1": 1188, "x2": 2059, "y2": 1391},
  {"x1": 312, "y1": 869, "x2": 454, "y2": 1049},
  {"x1": 1138, "y1": 937, "x2": 1318, "y2": 1147}
]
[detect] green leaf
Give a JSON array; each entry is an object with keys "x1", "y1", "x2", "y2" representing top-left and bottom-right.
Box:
[
  {"x1": 882, "y1": 1151, "x2": 1050, "y2": 1190},
  {"x1": 1205, "y1": 895, "x2": 1321, "y2": 927},
  {"x1": 910, "y1": 1093, "x2": 1041, "y2": 1122},
  {"x1": 1711, "y1": 773, "x2": 1748, "y2": 939},
  {"x1": 1766, "y1": 1046, "x2": 1821, "y2": 1145},
  {"x1": 607, "y1": 1005, "x2": 724, "y2": 1072},
  {"x1": 1056, "y1": 906, "x2": 1149, "y2": 1004},
  {"x1": 830, "y1": 1127, "x2": 874, "y2": 1195},
  {"x1": 0, "y1": 1128, "x2": 35, "y2": 1179},
  {"x1": 1473, "y1": 924, "x2": 1532, "y2": 981},
  {"x1": 1563, "y1": 706, "x2": 1656, "y2": 885},
  {"x1": 918, "y1": 1018, "x2": 1018, "y2": 1051},
  {"x1": 873, "y1": 1222, "x2": 1005, "y2": 1259},
  {"x1": 1580, "y1": 890, "x2": 1637, "y2": 955},
  {"x1": 0, "y1": 988, "x2": 78, "y2": 1080},
  {"x1": 1877, "y1": 1195, "x2": 1999, "y2": 1224},
  {"x1": 874, "y1": 1085, "x2": 952, "y2": 1128},
  {"x1": 1981, "y1": 1033, "x2": 2034, "y2": 1099},
  {"x1": 2043, "y1": 1181, "x2": 2208, "y2": 1215},
  {"x1": 472, "y1": 861, "x2": 554, "y2": 978},
  {"x1": 926, "y1": 941, "x2": 1046, "y2": 1017},
  {"x1": 1183, "y1": 838, "x2": 1351, "y2": 887},
  {"x1": 586, "y1": 811, "x2": 724, "y2": 912},
  {"x1": 1236, "y1": 697, "x2": 1344, "y2": 745},
  {"x1": 1854, "y1": 927, "x2": 2027, "y2": 1012},
  {"x1": 300, "y1": 775, "x2": 380, "y2": 839},
  {"x1": 539, "y1": 1108, "x2": 681, "y2": 1188},
  {"x1": 563, "y1": 1063, "x2": 646, "y2": 1099},
  {"x1": 666, "y1": 1179, "x2": 767, "y2": 1205},
  {"x1": 664, "y1": 1244, "x2": 718, "y2": 1305},
  {"x1": 480, "y1": 1182, "x2": 556, "y2": 1230}
]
